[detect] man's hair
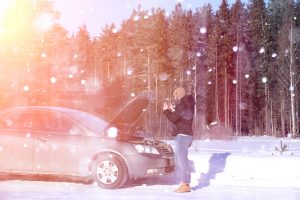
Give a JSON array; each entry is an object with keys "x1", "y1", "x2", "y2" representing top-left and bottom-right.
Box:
[{"x1": 173, "y1": 87, "x2": 186, "y2": 98}]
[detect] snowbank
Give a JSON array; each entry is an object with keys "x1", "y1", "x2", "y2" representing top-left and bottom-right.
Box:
[{"x1": 166, "y1": 136, "x2": 300, "y2": 188}]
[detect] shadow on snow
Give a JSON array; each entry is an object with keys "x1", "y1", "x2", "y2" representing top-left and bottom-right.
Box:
[
  {"x1": 129, "y1": 152, "x2": 231, "y2": 190},
  {"x1": 192, "y1": 152, "x2": 231, "y2": 191}
]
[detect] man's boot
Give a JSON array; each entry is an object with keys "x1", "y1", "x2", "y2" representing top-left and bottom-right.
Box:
[{"x1": 174, "y1": 182, "x2": 191, "y2": 193}]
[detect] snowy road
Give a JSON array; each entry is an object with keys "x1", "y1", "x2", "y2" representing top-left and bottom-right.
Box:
[{"x1": 0, "y1": 179, "x2": 299, "y2": 200}]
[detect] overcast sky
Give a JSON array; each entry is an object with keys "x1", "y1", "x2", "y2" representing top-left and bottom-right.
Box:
[{"x1": 54, "y1": 0, "x2": 249, "y2": 36}]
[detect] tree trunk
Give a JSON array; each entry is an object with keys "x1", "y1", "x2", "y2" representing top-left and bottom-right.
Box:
[
  {"x1": 289, "y1": 25, "x2": 296, "y2": 136},
  {"x1": 225, "y1": 67, "x2": 229, "y2": 129},
  {"x1": 280, "y1": 85, "x2": 286, "y2": 137}
]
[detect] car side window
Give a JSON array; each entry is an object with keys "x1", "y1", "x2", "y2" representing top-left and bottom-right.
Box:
[
  {"x1": 0, "y1": 111, "x2": 34, "y2": 131},
  {"x1": 36, "y1": 111, "x2": 82, "y2": 135}
]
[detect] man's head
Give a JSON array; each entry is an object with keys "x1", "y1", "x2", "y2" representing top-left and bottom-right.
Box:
[{"x1": 173, "y1": 87, "x2": 186, "y2": 100}]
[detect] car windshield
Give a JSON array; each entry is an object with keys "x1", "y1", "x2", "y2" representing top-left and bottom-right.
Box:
[{"x1": 66, "y1": 110, "x2": 108, "y2": 134}]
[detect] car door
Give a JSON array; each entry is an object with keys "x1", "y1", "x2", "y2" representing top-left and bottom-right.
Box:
[
  {"x1": 33, "y1": 110, "x2": 86, "y2": 175},
  {"x1": 0, "y1": 109, "x2": 34, "y2": 172}
]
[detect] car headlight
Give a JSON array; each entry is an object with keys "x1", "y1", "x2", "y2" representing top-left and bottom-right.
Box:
[{"x1": 133, "y1": 144, "x2": 160, "y2": 155}]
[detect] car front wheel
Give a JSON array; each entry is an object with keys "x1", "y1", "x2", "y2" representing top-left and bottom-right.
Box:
[{"x1": 92, "y1": 154, "x2": 128, "y2": 189}]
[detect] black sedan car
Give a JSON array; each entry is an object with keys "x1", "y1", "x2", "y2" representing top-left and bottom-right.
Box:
[{"x1": 0, "y1": 94, "x2": 175, "y2": 189}]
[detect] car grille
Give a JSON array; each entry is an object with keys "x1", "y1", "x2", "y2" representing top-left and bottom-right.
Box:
[
  {"x1": 165, "y1": 166, "x2": 175, "y2": 173},
  {"x1": 156, "y1": 144, "x2": 174, "y2": 157}
]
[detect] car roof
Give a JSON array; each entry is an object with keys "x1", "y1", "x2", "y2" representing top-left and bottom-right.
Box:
[
  {"x1": 2, "y1": 106, "x2": 83, "y2": 112},
  {"x1": 0, "y1": 106, "x2": 108, "y2": 134}
]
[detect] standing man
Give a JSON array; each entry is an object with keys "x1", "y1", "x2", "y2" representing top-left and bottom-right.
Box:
[{"x1": 163, "y1": 87, "x2": 195, "y2": 193}]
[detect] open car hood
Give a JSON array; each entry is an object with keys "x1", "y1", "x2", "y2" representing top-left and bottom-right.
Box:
[{"x1": 108, "y1": 92, "x2": 153, "y2": 134}]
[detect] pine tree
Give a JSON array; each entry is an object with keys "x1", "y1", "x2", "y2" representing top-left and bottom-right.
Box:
[
  {"x1": 192, "y1": 4, "x2": 214, "y2": 137},
  {"x1": 246, "y1": 0, "x2": 270, "y2": 135},
  {"x1": 168, "y1": 3, "x2": 192, "y2": 87},
  {"x1": 273, "y1": 0, "x2": 300, "y2": 136},
  {"x1": 72, "y1": 25, "x2": 92, "y2": 75},
  {"x1": 98, "y1": 24, "x2": 118, "y2": 88},
  {"x1": 230, "y1": 0, "x2": 251, "y2": 135},
  {"x1": 213, "y1": 0, "x2": 233, "y2": 131}
]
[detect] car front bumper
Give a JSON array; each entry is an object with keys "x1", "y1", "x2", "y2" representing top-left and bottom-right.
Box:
[{"x1": 124, "y1": 155, "x2": 175, "y2": 179}]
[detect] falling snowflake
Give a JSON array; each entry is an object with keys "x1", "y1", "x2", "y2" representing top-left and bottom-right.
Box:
[
  {"x1": 50, "y1": 77, "x2": 57, "y2": 84},
  {"x1": 34, "y1": 13, "x2": 54, "y2": 32},
  {"x1": 52, "y1": 144, "x2": 58, "y2": 150},
  {"x1": 127, "y1": 69, "x2": 133, "y2": 75},
  {"x1": 200, "y1": 27, "x2": 207, "y2": 34},
  {"x1": 232, "y1": 79, "x2": 237, "y2": 84},
  {"x1": 272, "y1": 53, "x2": 277, "y2": 58},
  {"x1": 23, "y1": 85, "x2": 30, "y2": 92},
  {"x1": 133, "y1": 15, "x2": 139, "y2": 21},
  {"x1": 159, "y1": 73, "x2": 168, "y2": 81},
  {"x1": 233, "y1": 46, "x2": 238, "y2": 52},
  {"x1": 41, "y1": 53, "x2": 47, "y2": 58},
  {"x1": 285, "y1": 49, "x2": 289, "y2": 54},
  {"x1": 259, "y1": 47, "x2": 265, "y2": 54},
  {"x1": 112, "y1": 28, "x2": 118, "y2": 33},
  {"x1": 79, "y1": 9, "x2": 85, "y2": 15},
  {"x1": 5, "y1": 119, "x2": 12, "y2": 126},
  {"x1": 70, "y1": 147, "x2": 76, "y2": 154},
  {"x1": 69, "y1": 65, "x2": 78, "y2": 74},
  {"x1": 262, "y1": 77, "x2": 268, "y2": 83}
]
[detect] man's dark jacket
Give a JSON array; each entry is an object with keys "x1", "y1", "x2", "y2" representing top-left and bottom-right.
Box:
[{"x1": 164, "y1": 95, "x2": 195, "y2": 136}]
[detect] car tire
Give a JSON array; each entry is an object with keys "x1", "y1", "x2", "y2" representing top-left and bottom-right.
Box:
[{"x1": 92, "y1": 153, "x2": 128, "y2": 189}]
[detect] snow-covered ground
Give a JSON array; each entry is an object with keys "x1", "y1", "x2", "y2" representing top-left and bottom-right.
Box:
[{"x1": 1, "y1": 136, "x2": 300, "y2": 200}]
